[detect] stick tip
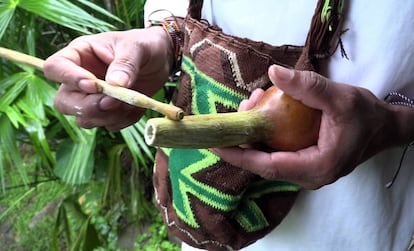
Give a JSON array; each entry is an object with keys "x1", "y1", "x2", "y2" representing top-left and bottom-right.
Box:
[
  {"x1": 144, "y1": 121, "x2": 156, "y2": 146},
  {"x1": 176, "y1": 110, "x2": 185, "y2": 121}
]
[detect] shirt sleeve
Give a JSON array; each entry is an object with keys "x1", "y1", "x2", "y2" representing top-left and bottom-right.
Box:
[{"x1": 144, "y1": 0, "x2": 189, "y2": 26}]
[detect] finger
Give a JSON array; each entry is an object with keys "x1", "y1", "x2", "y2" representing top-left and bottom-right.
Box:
[
  {"x1": 105, "y1": 40, "x2": 149, "y2": 87},
  {"x1": 249, "y1": 88, "x2": 265, "y2": 102},
  {"x1": 238, "y1": 89, "x2": 264, "y2": 111},
  {"x1": 54, "y1": 85, "x2": 105, "y2": 116},
  {"x1": 98, "y1": 96, "x2": 123, "y2": 111},
  {"x1": 268, "y1": 64, "x2": 337, "y2": 111},
  {"x1": 44, "y1": 42, "x2": 100, "y2": 93},
  {"x1": 238, "y1": 100, "x2": 250, "y2": 111},
  {"x1": 211, "y1": 146, "x2": 332, "y2": 189},
  {"x1": 54, "y1": 83, "x2": 126, "y2": 116},
  {"x1": 45, "y1": 35, "x2": 116, "y2": 90},
  {"x1": 104, "y1": 108, "x2": 145, "y2": 132},
  {"x1": 76, "y1": 105, "x2": 143, "y2": 131}
]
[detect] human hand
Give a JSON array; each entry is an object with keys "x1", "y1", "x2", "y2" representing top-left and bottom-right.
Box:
[
  {"x1": 211, "y1": 65, "x2": 396, "y2": 189},
  {"x1": 44, "y1": 27, "x2": 172, "y2": 131}
]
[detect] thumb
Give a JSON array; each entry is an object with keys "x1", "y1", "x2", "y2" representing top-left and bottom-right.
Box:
[
  {"x1": 268, "y1": 64, "x2": 334, "y2": 110},
  {"x1": 105, "y1": 47, "x2": 143, "y2": 88}
]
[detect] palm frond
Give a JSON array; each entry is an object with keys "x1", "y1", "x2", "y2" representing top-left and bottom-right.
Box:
[
  {"x1": 77, "y1": 0, "x2": 123, "y2": 24},
  {"x1": 0, "y1": 1, "x2": 16, "y2": 40},
  {"x1": 102, "y1": 144, "x2": 124, "y2": 206},
  {"x1": 0, "y1": 73, "x2": 29, "y2": 113},
  {"x1": 17, "y1": 0, "x2": 118, "y2": 34},
  {"x1": 54, "y1": 128, "x2": 97, "y2": 184},
  {"x1": 120, "y1": 118, "x2": 155, "y2": 170},
  {"x1": 0, "y1": 115, "x2": 29, "y2": 187}
]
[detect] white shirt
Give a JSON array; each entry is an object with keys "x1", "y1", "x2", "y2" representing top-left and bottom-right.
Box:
[{"x1": 145, "y1": 1, "x2": 414, "y2": 250}]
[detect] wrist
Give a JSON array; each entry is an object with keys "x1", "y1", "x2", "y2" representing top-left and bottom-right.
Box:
[
  {"x1": 392, "y1": 105, "x2": 414, "y2": 145},
  {"x1": 385, "y1": 93, "x2": 414, "y2": 146},
  {"x1": 147, "y1": 17, "x2": 184, "y2": 80},
  {"x1": 146, "y1": 25, "x2": 175, "y2": 75}
]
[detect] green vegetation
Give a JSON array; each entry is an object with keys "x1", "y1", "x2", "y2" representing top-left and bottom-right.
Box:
[{"x1": 0, "y1": 0, "x2": 179, "y2": 250}]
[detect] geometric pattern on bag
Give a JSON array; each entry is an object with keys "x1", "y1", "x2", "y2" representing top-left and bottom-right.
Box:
[{"x1": 153, "y1": 0, "x2": 345, "y2": 249}]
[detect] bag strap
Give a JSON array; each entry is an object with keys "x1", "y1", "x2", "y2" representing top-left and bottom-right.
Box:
[
  {"x1": 187, "y1": 0, "x2": 345, "y2": 71},
  {"x1": 295, "y1": 0, "x2": 345, "y2": 71},
  {"x1": 188, "y1": 0, "x2": 203, "y2": 20}
]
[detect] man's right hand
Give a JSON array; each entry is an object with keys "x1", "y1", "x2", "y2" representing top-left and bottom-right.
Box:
[{"x1": 44, "y1": 27, "x2": 172, "y2": 131}]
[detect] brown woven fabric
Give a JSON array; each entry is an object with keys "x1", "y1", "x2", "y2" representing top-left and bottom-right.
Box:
[
  {"x1": 153, "y1": 1, "x2": 345, "y2": 250},
  {"x1": 296, "y1": 0, "x2": 345, "y2": 71}
]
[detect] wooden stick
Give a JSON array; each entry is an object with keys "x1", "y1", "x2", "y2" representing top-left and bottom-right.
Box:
[
  {"x1": 144, "y1": 110, "x2": 268, "y2": 148},
  {"x1": 0, "y1": 47, "x2": 44, "y2": 71},
  {"x1": 145, "y1": 85, "x2": 321, "y2": 150},
  {"x1": 94, "y1": 79, "x2": 184, "y2": 120},
  {"x1": 0, "y1": 47, "x2": 184, "y2": 121}
]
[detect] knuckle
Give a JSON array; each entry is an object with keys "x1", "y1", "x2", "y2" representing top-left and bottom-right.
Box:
[
  {"x1": 53, "y1": 98, "x2": 64, "y2": 113},
  {"x1": 313, "y1": 162, "x2": 339, "y2": 187},
  {"x1": 53, "y1": 89, "x2": 69, "y2": 114},
  {"x1": 303, "y1": 71, "x2": 329, "y2": 97},
  {"x1": 115, "y1": 57, "x2": 139, "y2": 74},
  {"x1": 43, "y1": 57, "x2": 56, "y2": 76},
  {"x1": 256, "y1": 156, "x2": 283, "y2": 180},
  {"x1": 259, "y1": 167, "x2": 279, "y2": 180},
  {"x1": 69, "y1": 35, "x2": 93, "y2": 47},
  {"x1": 76, "y1": 117, "x2": 96, "y2": 129},
  {"x1": 81, "y1": 101, "x2": 100, "y2": 116},
  {"x1": 343, "y1": 87, "x2": 362, "y2": 109}
]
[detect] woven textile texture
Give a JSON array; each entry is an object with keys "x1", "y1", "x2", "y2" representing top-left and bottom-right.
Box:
[{"x1": 153, "y1": 0, "x2": 344, "y2": 250}]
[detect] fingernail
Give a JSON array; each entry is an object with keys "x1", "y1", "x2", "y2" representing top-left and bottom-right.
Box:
[
  {"x1": 107, "y1": 70, "x2": 130, "y2": 87},
  {"x1": 270, "y1": 65, "x2": 294, "y2": 83},
  {"x1": 99, "y1": 96, "x2": 121, "y2": 111},
  {"x1": 79, "y1": 79, "x2": 98, "y2": 93},
  {"x1": 209, "y1": 148, "x2": 218, "y2": 155}
]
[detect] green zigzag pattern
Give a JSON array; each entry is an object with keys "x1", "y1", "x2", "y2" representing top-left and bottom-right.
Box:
[
  {"x1": 166, "y1": 55, "x2": 300, "y2": 231},
  {"x1": 169, "y1": 149, "x2": 242, "y2": 228},
  {"x1": 181, "y1": 55, "x2": 246, "y2": 114}
]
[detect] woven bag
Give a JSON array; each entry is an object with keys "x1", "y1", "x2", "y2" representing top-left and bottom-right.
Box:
[{"x1": 153, "y1": 1, "x2": 344, "y2": 250}]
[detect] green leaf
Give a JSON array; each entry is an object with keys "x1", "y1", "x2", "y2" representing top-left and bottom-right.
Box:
[
  {"x1": 48, "y1": 110, "x2": 80, "y2": 142},
  {"x1": 120, "y1": 118, "x2": 154, "y2": 169},
  {"x1": 81, "y1": 218, "x2": 100, "y2": 251},
  {"x1": 77, "y1": 0, "x2": 123, "y2": 24},
  {"x1": 102, "y1": 144, "x2": 124, "y2": 206},
  {"x1": 0, "y1": 186, "x2": 36, "y2": 221},
  {"x1": 70, "y1": 217, "x2": 100, "y2": 251},
  {"x1": 17, "y1": 0, "x2": 117, "y2": 34},
  {"x1": 0, "y1": 115, "x2": 29, "y2": 185},
  {"x1": 4, "y1": 105, "x2": 27, "y2": 128},
  {"x1": 54, "y1": 128, "x2": 97, "y2": 184},
  {"x1": 26, "y1": 118, "x2": 56, "y2": 170},
  {"x1": 30, "y1": 75, "x2": 57, "y2": 107},
  {"x1": 51, "y1": 200, "x2": 72, "y2": 250},
  {"x1": 19, "y1": 74, "x2": 57, "y2": 123},
  {"x1": 16, "y1": 95, "x2": 46, "y2": 125},
  {"x1": 0, "y1": 73, "x2": 29, "y2": 112},
  {"x1": 0, "y1": 1, "x2": 16, "y2": 40},
  {"x1": 0, "y1": 137, "x2": 5, "y2": 193}
]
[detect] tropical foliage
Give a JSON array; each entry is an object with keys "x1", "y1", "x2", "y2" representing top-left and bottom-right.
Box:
[{"x1": 0, "y1": 0, "x2": 178, "y2": 250}]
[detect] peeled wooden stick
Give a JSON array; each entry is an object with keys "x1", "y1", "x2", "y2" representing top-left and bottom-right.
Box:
[
  {"x1": 0, "y1": 47, "x2": 45, "y2": 71},
  {"x1": 145, "y1": 111, "x2": 266, "y2": 148},
  {"x1": 0, "y1": 47, "x2": 184, "y2": 121},
  {"x1": 145, "y1": 86, "x2": 321, "y2": 151}
]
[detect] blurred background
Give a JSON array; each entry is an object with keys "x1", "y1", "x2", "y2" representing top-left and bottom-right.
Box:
[{"x1": 0, "y1": 0, "x2": 179, "y2": 250}]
